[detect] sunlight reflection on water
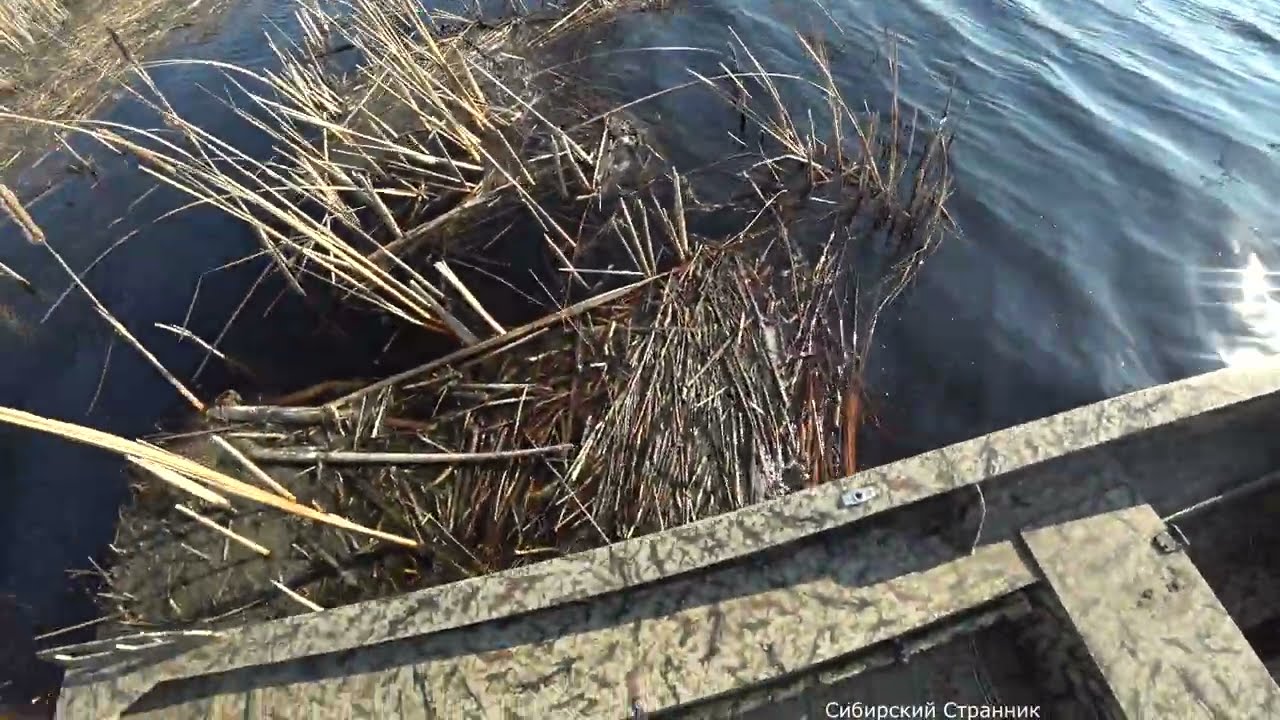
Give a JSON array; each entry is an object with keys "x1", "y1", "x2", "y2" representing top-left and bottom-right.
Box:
[{"x1": 1213, "y1": 251, "x2": 1280, "y2": 367}]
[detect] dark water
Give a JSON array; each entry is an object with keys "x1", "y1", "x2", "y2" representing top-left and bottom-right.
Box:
[
  {"x1": 2, "y1": 0, "x2": 1278, "y2": 700},
  {"x1": 0, "y1": 0, "x2": 355, "y2": 699},
  {"x1": 598, "y1": 0, "x2": 1280, "y2": 462}
]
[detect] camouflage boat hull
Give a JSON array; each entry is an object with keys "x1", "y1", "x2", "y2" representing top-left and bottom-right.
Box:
[{"x1": 54, "y1": 361, "x2": 1280, "y2": 718}]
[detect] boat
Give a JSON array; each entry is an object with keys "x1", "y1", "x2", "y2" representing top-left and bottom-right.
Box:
[{"x1": 50, "y1": 360, "x2": 1280, "y2": 718}]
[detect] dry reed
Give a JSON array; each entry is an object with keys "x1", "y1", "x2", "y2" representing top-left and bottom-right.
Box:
[
  {"x1": 0, "y1": 0, "x2": 233, "y2": 178},
  {"x1": 0, "y1": 0, "x2": 67, "y2": 54},
  {"x1": 3, "y1": 0, "x2": 954, "y2": 633}
]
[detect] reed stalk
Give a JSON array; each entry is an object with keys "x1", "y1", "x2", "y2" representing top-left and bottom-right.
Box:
[{"x1": 1, "y1": 0, "x2": 954, "y2": 632}]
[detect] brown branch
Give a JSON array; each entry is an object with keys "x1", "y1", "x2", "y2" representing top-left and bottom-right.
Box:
[{"x1": 841, "y1": 370, "x2": 861, "y2": 476}]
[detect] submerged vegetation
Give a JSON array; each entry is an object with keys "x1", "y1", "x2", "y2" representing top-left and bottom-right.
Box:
[{"x1": 1, "y1": 0, "x2": 953, "y2": 651}]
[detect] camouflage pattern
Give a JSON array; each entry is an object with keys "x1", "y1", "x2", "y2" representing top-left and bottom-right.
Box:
[
  {"x1": 1003, "y1": 586, "x2": 1124, "y2": 719},
  {"x1": 120, "y1": 539, "x2": 1034, "y2": 717},
  {"x1": 54, "y1": 361, "x2": 1280, "y2": 718},
  {"x1": 1022, "y1": 505, "x2": 1280, "y2": 716},
  {"x1": 1175, "y1": 477, "x2": 1280, "y2": 632},
  {"x1": 696, "y1": 593, "x2": 1040, "y2": 717}
]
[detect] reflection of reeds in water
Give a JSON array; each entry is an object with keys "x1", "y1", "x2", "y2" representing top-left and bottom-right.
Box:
[
  {"x1": 0, "y1": 0, "x2": 953, "y2": 631},
  {"x1": 0, "y1": 0, "x2": 67, "y2": 54}
]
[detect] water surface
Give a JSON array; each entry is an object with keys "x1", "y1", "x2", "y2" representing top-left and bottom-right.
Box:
[{"x1": 1, "y1": 0, "x2": 1277, "y2": 700}]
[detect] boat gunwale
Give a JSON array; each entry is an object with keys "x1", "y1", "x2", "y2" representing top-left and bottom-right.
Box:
[{"x1": 56, "y1": 359, "x2": 1280, "y2": 718}]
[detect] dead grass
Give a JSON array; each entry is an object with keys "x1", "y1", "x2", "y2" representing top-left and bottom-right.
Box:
[
  {"x1": 0, "y1": 0, "x2": 955, "y2": 637},
  {"x1": 0, "y1": 0, "x2": 68, "y2": 55},
  {"x1": 0, "y1": 0, "x2": 232, "y2": 185}
]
